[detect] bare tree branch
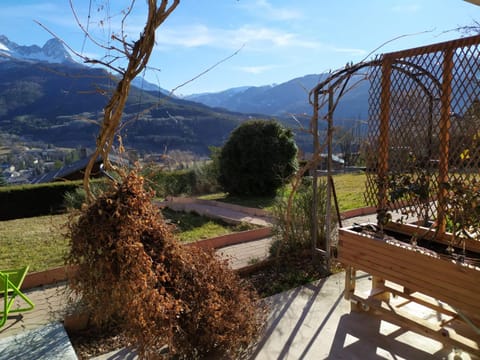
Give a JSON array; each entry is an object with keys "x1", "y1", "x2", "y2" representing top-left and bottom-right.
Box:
[
  {"x1": 79, "y1": 0, "x2": 180, "y2": 201},
  {"x1": 359, "y1": 29, "x2": 435, "y2": 63},
  {"x1": 170, "y1": 44, "x2": 245, "y2": 95},
  {"x1": 69, "y1": 0, "x2": 117, "y2": 53}
]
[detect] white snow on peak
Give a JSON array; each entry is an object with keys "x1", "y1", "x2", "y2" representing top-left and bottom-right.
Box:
[
  {"x1": 0, "y1": 35, "x2": 75, "y2": 64},
  {"x1": 0, "y1": 42, "x2": 9, "y2": 52}
]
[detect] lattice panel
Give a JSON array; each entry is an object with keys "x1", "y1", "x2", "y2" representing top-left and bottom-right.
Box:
[{"x1": 365, "y1": 35, "x2": 480, "y2": 225}]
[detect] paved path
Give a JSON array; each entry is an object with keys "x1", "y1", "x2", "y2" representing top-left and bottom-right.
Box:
[
  {"x1": 161, "y1": 197, "x2": 274, "y2": 227},
  {"x1": 174, "y1": 202, "x2": 273, "y2": 227},
  {"x1": 0, "y1": 283, "x2": 70, "y2": 337},
  {"x1": 218, "y1": 237, "x2": 274, "y2": 269},
  {"x1": 246, "y1": 272, "x2": 474, "y2": 360},
  {"x1": 166, "y1": 197, "x2": 276, "y2": 270},
  {"x1": 0, "y1": 322, "x2": 77, "y2": 360},
  {"x1": 0, "y1": 283, "x2": 77, "y2": 359}
]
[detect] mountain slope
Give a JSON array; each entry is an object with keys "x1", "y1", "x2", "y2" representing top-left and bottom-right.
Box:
[
  {"x1": 0, "y1": 36, "x2": 251, "y2": 154},
  {"x1": 0, "y1": 60, "x2": 247, "y2": 153},
  {"x1": 186, "y1": 73, "x2": 370, "y2": 119}
]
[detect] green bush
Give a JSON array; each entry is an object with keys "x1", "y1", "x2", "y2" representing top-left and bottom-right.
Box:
[
  {"x1": 0, "y1": 181, "x2": 81, "y2": 220},
  {"x1": 63, "y1": 180, "x2": 109, "y2": 210},
  {"x1": 143, "y1": 166, "x2": 197, "y2": 197},
  {"x1": 219, "y1": 119, "x2": 298, "y2": 196},
  {"x1": 191, "y1": 147, "x2": 222, "y2": 195}
]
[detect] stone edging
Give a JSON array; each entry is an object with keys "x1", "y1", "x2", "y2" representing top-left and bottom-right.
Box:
[
  {"x1": 22, "y1": 227, "x2": 273, "y2": 290},
  {"x1": 22, "y1": 266, "x2": 76, "y2": 290},
  {"x1": 341, "y1": 206, "x2": 377, "y2": 219},
  {"x1": 186, "y1": 227, "x2": 272, "y2": 250}
]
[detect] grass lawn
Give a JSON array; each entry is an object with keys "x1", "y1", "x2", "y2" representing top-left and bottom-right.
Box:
[
  {"x1": 200, "y1": 172, "x2": 368, "y2": 212},
  {"x1": 0, "y1": 172, "x2": 367, "y2": 273},
  {"x1": 162, "y1": 208, "x2": 256, "y2": 243},
  {"x1": 0, "y1": 214, "x2": 70, "y2": 272},
  {"x1": 332, "y1": 172, "x2": 367, "y2": 211},
  {"x1": 0, "y1": 210, "x2": 254, "y2": 273}
]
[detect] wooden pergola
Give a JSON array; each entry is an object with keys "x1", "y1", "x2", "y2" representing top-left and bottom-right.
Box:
[{"x1": 310, "y1": 34, "x2": 480, "y2": 354}]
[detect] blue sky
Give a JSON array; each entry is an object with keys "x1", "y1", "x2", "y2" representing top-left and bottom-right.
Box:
[{"x1": 0, "y1": 0, "x2": 479, "y2": 95}]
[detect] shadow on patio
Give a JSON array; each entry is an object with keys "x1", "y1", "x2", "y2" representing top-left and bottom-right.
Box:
[{"x1": 247, "y1": 272, "x2": 473, "y2": 359}]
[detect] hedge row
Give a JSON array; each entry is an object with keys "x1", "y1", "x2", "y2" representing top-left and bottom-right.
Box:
[
  {"x1": 1, "y1": 165, "x2": 218, "y2": 220},
  {"x1": 0, "y1": 181, "x2": 82, "y2": 220},
  {"x1": 145, "y1": 168, "x2": 197, "y2": 198}
]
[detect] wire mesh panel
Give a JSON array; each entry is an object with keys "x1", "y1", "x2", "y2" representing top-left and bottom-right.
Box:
[{"x1": 365, "y1": 35, "x2": 480, "y2": 228}]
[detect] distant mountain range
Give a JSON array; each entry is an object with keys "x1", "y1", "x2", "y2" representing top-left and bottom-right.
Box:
[
  {"x1": 0, "y1": 36, "x2": 257, "y2": 155},
  {"x1": 185, "y1": 74, "x2": 370, "y2": 121},
  {"x1": 0, "y1": 35, "x2": 372, "y2": 156}
]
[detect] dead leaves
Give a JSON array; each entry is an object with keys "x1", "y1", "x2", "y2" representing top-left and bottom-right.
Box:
[{"x1": 67, "y1": 170, "x2": 264, "y2": 359}]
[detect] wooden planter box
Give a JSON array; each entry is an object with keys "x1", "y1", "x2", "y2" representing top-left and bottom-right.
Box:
[{"x1": 338, "y1": 225, "x2": 480, "y2": 355}]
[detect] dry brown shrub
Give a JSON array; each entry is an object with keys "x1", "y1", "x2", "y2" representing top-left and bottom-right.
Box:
[{"x1": 66, "y1": 170, "x2": 265, "y2": 359}]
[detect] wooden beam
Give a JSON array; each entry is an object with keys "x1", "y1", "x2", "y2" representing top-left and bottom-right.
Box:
[{"x1": 350, "y1": 294, "x2": 480, "y2": 355}]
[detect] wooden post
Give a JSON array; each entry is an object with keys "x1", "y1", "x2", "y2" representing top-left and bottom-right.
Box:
[
  {"x1": 312, "y1": 90, "x2": 319, "y2": 260},
  {"x1": 372, "y1": 57, "x2": 392, "y2": 303},
  {"x1": 377, "y1": 57, "x2": 392, "y2": 232},
  {"x1": 325, "y1": 88, "x2": 334, "y2": 267},
  {"x1": 371, "y1": 276, "x2": 390, "y2": 303},
  {"x1": 437, "y1": 49, "x2": 453, "y2": 233},
  {"x1": 344, "y1": 266, "x2": 356, "y2": 300},
  {"x1": 345, "y1": 266, "x2": 364, "y2": 312}
]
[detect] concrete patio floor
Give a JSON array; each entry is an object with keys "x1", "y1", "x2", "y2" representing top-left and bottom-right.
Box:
[
  {"x1": 0, "y1": 283, "x2": 77, "y2": 359},
  {"x1": 248, "y1": 272, "x2": 477, "y2": 360},
  {"x1": 93, "y1": 271, "x2": 478, "y2": 360},
  {"x1": 0, "y1": 271, "x2": 477, "y2": 359}
]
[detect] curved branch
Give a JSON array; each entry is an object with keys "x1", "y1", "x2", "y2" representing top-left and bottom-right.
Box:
[
  {"x1": 69, "y1": 0, "x2": 115, "y2": 53},
  {"x1": 83, "y1": 0, "x2": 180, "y2": 201}
]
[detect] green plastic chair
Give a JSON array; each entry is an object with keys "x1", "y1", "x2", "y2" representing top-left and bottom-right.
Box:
[{"x1": 0, "y1": 266, "x2": 35, "y2": 328}]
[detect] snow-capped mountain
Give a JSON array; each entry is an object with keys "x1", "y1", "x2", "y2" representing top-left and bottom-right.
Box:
[{"x1": 0, "y1": 35, "x2": 75, "y2": 64}]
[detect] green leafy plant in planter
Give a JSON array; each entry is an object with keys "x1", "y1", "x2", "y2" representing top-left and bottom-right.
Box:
[
  {"x1": 386, "y1": 150, "x2": 432, "y2": 226},
  {"x1": 374, "y1": 151, "x2": 434, "y2": 244},
  {"x1": 385, "y1": 170, "x2": 432, "y2": 243},
  {"x1": 440, "y1": 116, "x2": 480, "y2": 255},
  {"x1": 443, "y1": 177, "x2": 480, "y2": 255}
]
